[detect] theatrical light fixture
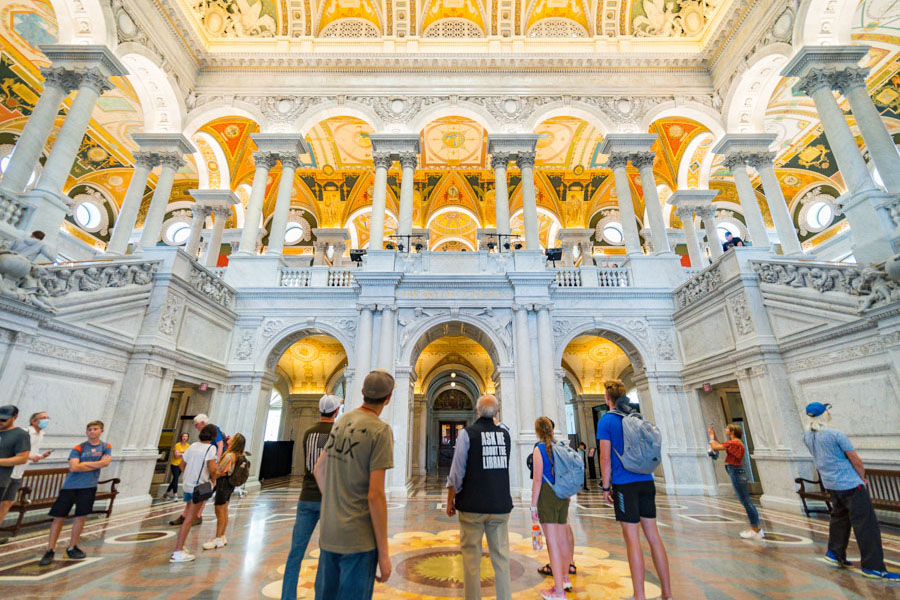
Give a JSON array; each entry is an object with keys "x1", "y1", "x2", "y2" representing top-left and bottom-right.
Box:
[
  {"x1": 398, "y1": 243, "x2": 405, "y2": 252},
  {"x1": 487, "y1": 241, "x2": 496, "y2": 250},
  {"x1": 350, "y1": 249, "x2": 366, "y2": 266},
  {"x1": 415, "y1": 243, "x2": 424, "y2": 252},
  {"x1": 385, "y1": 242, "x2": 395, "y2": 250},
  {"x1": 513, "y1": 242, "x2": 523, "y2": 250},
  {"x1": 545, "y1": 247, "x2": 563, "y2": 267}
]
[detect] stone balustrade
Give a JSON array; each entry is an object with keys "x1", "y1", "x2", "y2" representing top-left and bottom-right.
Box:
[
  {"x1": 327, "y1": 268, "x2": 354, "y2": 287},
  {"x1": 555, "y1": 268, "x2": 582, "y2": 287},
  {"x1": 0, "y1": 191, "x2": 31, "y2": 228},
  {"x1": 280, "y1": 266, "x2": 311, "y2": 287},
  {"x1": 552, "y1": 266, "x2": 631, "y2": 288}
]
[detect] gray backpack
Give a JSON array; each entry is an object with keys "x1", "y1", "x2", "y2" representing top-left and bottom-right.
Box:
[{"x1": 611, "y1": 410, "x2": 662, "y2": 474}]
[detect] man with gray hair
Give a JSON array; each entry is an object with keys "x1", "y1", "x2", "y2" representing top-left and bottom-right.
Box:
[{"x1": 446, "y1": 394, "x2": 513, "y2": 600}]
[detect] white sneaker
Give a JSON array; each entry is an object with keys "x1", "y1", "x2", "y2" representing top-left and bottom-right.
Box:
[
  {"x1": 202, "y1": 537, "x2": 226, "y2": 550},
  {"x1": 170, "y1": 551, "x2": 195, "y2": 563},
  {"x1": 740, "y1": 529, "x2": 764, "y2": 540}
]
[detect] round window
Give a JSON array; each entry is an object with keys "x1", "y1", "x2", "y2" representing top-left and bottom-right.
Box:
[
  {"x1": 284, "y1": 222, "x2": 304, "y2": 245},
  {"x1": 806, "y1": 201, "x2": 834, "y2": 231},
  {"x1": 165, "y1": 221, "x2": 191, "y2": 246},
  {"x1": 602, "y1": 222, "x2": 624, "y2": 245},
  {"x1": 0, "y1": 154, "x2": 9, "y2": 173},
  {"x1": 74, "y1": 201, "x2": 102, "y2": 230}
]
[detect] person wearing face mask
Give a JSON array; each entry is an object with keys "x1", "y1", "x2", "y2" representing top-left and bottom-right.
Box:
[{"x1": 803, "y1": 402, "x2": 899, "y2": 581}]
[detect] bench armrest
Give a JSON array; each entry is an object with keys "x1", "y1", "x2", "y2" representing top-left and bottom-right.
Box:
[
  {"x1": 97, "y1": 477, "x2": 120, "y2": 493},
  {"x1": 17, "y1": 484, "x2": 32, "y2": 505},
  {"x1": 794, "y1": 477, "x2": 824, "y2": 493}
]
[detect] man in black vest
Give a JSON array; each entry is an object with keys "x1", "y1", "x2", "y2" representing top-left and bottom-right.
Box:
[{"x1": 446, "y1": 394, "x2": 513, "y2": 600}]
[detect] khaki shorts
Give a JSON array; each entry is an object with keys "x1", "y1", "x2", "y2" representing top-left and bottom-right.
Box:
[{"x1": 537, "y1": 481, "x2": 569, "y2": 524}]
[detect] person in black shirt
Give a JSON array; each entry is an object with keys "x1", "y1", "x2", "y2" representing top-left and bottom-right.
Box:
[{"x1": 722, "y1": 231, "x2": 745, "y2": 252}]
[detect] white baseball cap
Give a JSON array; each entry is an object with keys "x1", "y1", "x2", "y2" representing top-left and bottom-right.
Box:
[{"x1": 319, "y1": 394, "x2": 342, "y2": 413}]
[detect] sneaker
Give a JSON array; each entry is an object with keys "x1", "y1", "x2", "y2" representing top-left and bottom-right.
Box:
[
  {"x1": 39, "y1": 550, "x2": 54, "y2": 566},
  {"x1": 824, "y1": 551, "x2": 852, "y2": 567},
  {"x1": 66, "y1": 546, "x2": 86, "y2": 560},
  {"x1": 540, "y1": 588, "x2": 566, "y2": 599},
  {"x1": 169, "y1": 515, "x2": 184, "y2": 526},
  {"x1": 0, "y1": 537, "x2": 7, "y2": 545},
  {"x1": 563, "y1": 579, "x2": 573, "y2": 592},
  {"x1": 861, "y1": 569, "x2": 900, "y2": 581},
  {"x1": 191, "y1": 517, "x2": 202, "y2": 527},
  {"x1": 169, "y1": 550, "x2": 196, "y2": 563},
  {"x1": 739, "y1": 529, "x2": 764, "y2": 540},
  {"x1": 202, "y1": 537, "x2": 227, "y2": 550}
]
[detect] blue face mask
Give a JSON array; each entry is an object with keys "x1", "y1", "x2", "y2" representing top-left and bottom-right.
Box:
[{"x1": 38, "y1": 419, "x2": 49, "y2": 430}]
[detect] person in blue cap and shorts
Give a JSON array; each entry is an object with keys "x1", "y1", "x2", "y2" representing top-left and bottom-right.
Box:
[{"x1": 803, "y1": 401, "x2": 898, "y2": 581}]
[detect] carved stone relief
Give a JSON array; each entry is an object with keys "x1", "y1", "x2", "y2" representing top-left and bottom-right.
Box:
[
  {"x1": 233, "y1": 329, "x2": 256, "y2": 360},
  {"x1": 727, "y1": 293, "x2": 754, "y2": 336},
  {"x1": 158, "y1": 293, "x2": 185, "y2": 335}
]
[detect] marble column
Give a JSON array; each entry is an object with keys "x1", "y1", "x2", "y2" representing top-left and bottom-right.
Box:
[
  {"x1": 675, "y1": 207, "x2": 704, "y2": 267},
  {"x1": 377, "y1": 304, "x2": 396, "y2": 372},
  {"x1": 513, "y1": 304, "x2": 536, "y2": 431},
  {"x1": 0, "y1": 67, "x2": 77, "y2": 194},
  {"x1": 516, "y1": 151, "x2": 540, "y2": 250},
  {"x1": 106, "y1": 151, "x2": 159, "y2": 255},
  {"x1": 697, "y1": 206, "x2": 723, "y2": 260},
  {"x1": 34, "y1": 69, "x2": 112, "y2": 196},
  {"x1": 369, "y1": 152, "x2": 392, "y2": 250},
  {"x1": 237, "y1": 151, "x2": 278, "y2": 255},
  {"x1": 397, "y1": 152, "x2": 417, "y2": 240},
  {"x1": 332, "y1": 241, "x2": 346, "y2": 267},
  {"x1": 139, "y1": 154, "x2": 184, "y2": 249},
  {"x1": 723, "y1": 155, "x2": 770, "y2": 250},
  {"x1": 202, "y1": 206, "x2": 230, "y2": 267},
  {"x1": 491, "y1": 152, "x2": 511, "y2": 237},
  {"x1": 606, "y1": 154, "x2": 643, "y2": 255},
  {"x1": 632, "y1": 151, "x2": 672, "y2": 254},
  {"x1": 535, "y1": 304, "x2": 558, "y2": 422},
  {"x1": 353, "y1": 304, "x2": 376, "y2": 406},
  {"x1": 749, "y1": 153, "x2": 803, "y2": 255},
  {"x1": 795, "y1": 71, "x2": 877, "y2": 195},
  {"x1": 184, "y1": 203, "x2": 211, "y2": 259},
  {"x1": 834, "y1": 67, "x2": 900, "y2": 194},
  {"x1": 267, "y1": 155, "x2": 300, "y2": 255}
]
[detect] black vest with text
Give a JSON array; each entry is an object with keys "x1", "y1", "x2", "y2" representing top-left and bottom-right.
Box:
[{"x1": 454, "y1": 417, "x2": 513, "y2": 514}]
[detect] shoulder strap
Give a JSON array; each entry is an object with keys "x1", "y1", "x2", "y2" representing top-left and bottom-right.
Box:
[{"x1": 196, "y1": 445, "x2": 213, "y2": 485}]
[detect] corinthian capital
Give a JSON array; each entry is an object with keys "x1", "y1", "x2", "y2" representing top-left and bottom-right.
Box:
[
  {"x1": 253, "y1": 151, "x2": 279, "y2": 170},
  {"x1": 605, "y1": 153, "x2": 630, "y2": 170},
  {"x1": 722, "y1": 153, "x2": 752, "y2": 170},
  {"x1": 158, "y1": 152, "x2": 186, "y2": 171},
  {"x1": 280, "y1": 154, "x2": 302, "y2": 171},
  {"x1": 674, "y1": 207, "x2": 693, "y2": 222},
  {"x1": 40, "y1": 66, "x2": 79, "y2": 92},
  {"x1": 372, "y1": 152, "x2": 393, "y2": 170},
  {"x1": 744, "y1": 151, "x2": 777, "y2": 170},
  {"x1": 831, "y1": 66, "x2": 869, "y2": 95},
  {"x1": 515, "y1": 151, "x2": 535, "y2": 169},
  {"x1": 630, "y1": 151, "x2": 656, "y2": 170},
  {"x1": 132, "y1": 151, "x2": 161, "y2": 170},
  {"x1": 211, "y1": 206, "x2": 232, "y2": 218},
  {"x1": 398, "y1": 151, "x2": 418, "y2": 170},
  {"x1": 76, "y1": 67, "x2": 113, "y2": 94},
  {"x1": 490, "y1": 152, "x2": 510, "y2": 170},
  {"x1": 793, "y1": 69, "x2": 834, "y2": 97}
]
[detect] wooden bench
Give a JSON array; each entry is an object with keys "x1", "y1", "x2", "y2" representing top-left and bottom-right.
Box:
[
  {"x1": 0, "y1": 467, "x2": 120, "y2": 537},
  {"x1": 796, "y1": 469, "x2": 900, "y2": 520}
]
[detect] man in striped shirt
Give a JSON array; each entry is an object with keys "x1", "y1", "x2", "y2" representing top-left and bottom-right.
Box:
[{"x1": 280, "y1": 394, "x2": 342, "y2": 600}]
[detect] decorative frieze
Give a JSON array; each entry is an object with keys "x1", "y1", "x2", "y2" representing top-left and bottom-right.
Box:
[
  {"x1": 158, "y1": 292, "x2": 184, "y2": 335},
  {"x1": 189, "y1": 263, "x2": 235, "y2": 308},
  {"x1": 30, "y1": 339, "x2": 128, "y2": 372},
  {"x1": 233, "y1": 329, "x2": 256, "y2": 360},
  {"x1": 675, "y1": 265, "x2": 722, "y2": 308},
  {"x1": 727, "y1": 293, "x2": 754, "y2": 336}
]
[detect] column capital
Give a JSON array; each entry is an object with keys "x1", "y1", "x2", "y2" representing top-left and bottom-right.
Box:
[
  {"x1": 605, "y1": 153, "x2": 630, "y2": 170},
  {"x1": 673, "y1": 206, "x2": 694, "y2": 221},
  {"x1": 132, "y1": 150, "x2": 161, "y2": 170},
  {"x1": 511, "y1": 302, "x2": 531, "y2": 313},
  {"x1": 379, "y1": 303, "x2": 398, "y2": 312},
  {"x1": 490, "y1": 152, "x2": 510, "y2": 170},
  {"x1": 372, "y1": 151, "x2": 393, "y2": 170},
  {"x1": 831, "y1": 66, "x2": 869, "y2": 95},
  {"x1": 157, "y1": 152, "x2": 185, "y2": 170},
  {"x1": 211, "y1": 205, "x2": 232, "y2": 218},
  {"x1": 280, "y1": 154, "x2": 302, "y2": 170},
  {"x1": 695, "y1": 206, "x2": 716, "y2": 220},
  {"x1": 75, "y1": 67, "x2": 113, "y2": 94},
  {"x1": 397, "y1": 151, "x2": 418, "y2": 169},
  {"x1": 252, "y1": 150, "x2": 279, "y2": 170},
  {"x1": 515, "y1": 151, "x2": 536, "y2": 169},
  {"x1": 357, "y1": 303, "x2": 377, "y2": 312},
  {"x1": 721, "y1": 152, "x2": 754, "y2": 170},
  {"x1": 192, "y1": 204, "x2": 214, "y2": 218},
  {"x1": 744, "y1": 151, "x2": 777, "y2": 170},
  {"x1": 39, "y1": 66, "x2": 80, "y2": 92},
  {"x1": 793, "y1": 69, "x2": 835, "y2": 97},
  {"x1": 535, "y1": 302, "x2": 554, "y2": 312},
  {"x1": 630, "y1": 151, "x2": 656, "y2": 170}
]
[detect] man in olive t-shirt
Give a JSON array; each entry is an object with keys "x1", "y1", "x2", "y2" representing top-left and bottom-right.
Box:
[{"x1": 314, "y1": 370, "x2": 395, "y2": 600}]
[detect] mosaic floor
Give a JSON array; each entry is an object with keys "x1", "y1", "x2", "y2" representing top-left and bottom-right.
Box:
[{"x1": 0, "y1": 478, "x2": 898, "y2": 599}]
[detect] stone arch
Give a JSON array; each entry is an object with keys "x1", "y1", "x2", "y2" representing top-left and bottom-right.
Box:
[
  {"x1": 117, "y1": 47, "x2": 186, "y2": 133},
  {"x1": 420, "y1": 362, "x2": 487, "y2": 398},
  {"x1": 48, "y1": 0, "x2": 115, "y2": 46},
  {"x1": 296, "y1": 103, "x2": 384, "y2": 135},
  {"x1": 722, "y1": 43, "x2": 793, "y2": 134},
  {"x1": 524, "y1": 102, "x2": 615, "y2": 135},
  {"x1": 259, "y1": 323, "x2": 355, "y2": 374},
  {"x1": 795, "y1": 0, "x2": 858, "y2": 47},
  {"x1": 401, "y1": 317, "x2": 511, "y2": 368},
  {"x1": 426, "y1": 370, "x2": 481, "y2": 408},
  {"x1": 554, "y1": 321, "x2": 653, "y2": 374},
  {"x1": 408, "y1": 102, "x2": 501, "y2": 135},
  {"x1": 676, "y1": 131, "x2": 715, "y2": 191}
]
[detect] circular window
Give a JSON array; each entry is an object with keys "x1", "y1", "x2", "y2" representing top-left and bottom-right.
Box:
[
  {"x1": 284, "y1": 222, "x2": 305, "y2": 245},
  {"x1": 0, "y1": 154, "x2": 9, "y2": 173},
  {"x1": 806, "y1": 201, "x2": 834, "y2": 231},
  {"x1": 602, "y1": 222, "x2": 624, "y2": 245},
  {"x1": 165, "y1": 221, "x2": 191, "y2": 246},
  {"x1": 74, "y1": 202, "x2": 102, "y2": 230},
  {"x1": 717, "y1": 222, "x2": 741, "y2": 243}
]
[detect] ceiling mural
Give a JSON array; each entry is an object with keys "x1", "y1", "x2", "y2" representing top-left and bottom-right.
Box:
[
  {"x1": 421, "y1": 116, "x2": 486, "y2": 168},
  {"x1": 562, "y1": 336, "x2": 631, "y2": 395},
  {"x1": 276, "y1": 335, "x2": 348, "y2": 394},
  {"x1": 414, "y1": 336, "x2": 494, "y2": 395},
  {"x1": 534, "y1": 117, "x2": 603, "y2": 171},
  {"x1": 306, "y1": 116, "x2": 374, "y2": 168}
]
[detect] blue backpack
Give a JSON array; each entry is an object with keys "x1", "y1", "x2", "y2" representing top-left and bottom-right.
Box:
[{"x1": 543, "y1": 442, "x2": 585, "y2": 499}]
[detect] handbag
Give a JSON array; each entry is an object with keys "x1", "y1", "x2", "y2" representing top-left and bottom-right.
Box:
[{"x1": 191, "y1": 446, "x2": 215, "y2": 504}]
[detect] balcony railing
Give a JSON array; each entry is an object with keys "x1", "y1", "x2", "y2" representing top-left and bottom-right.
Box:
[
  {"x1": 280, "y1": 267, "x2": 310, "y2": 287},
  {"x1": 327, "y1": 268, "x2": 354, "y2": 287},
  {"x1": 555, "y1": 268, "x2": 582, "y2": 287},
  {"x1": 598, "y1": 266, "x2": 630, "y2": 287},
  {"x1": 553, "y1": 266, "x2": 631, "y2": 288}
]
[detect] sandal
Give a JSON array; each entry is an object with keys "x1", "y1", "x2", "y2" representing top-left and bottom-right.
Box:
[
  {"x1": 538, "y1": 563, "x2": 553, "y2": 576},
  {"x1": 569, "y1": 563, "x2": 577, "y2": 575}
]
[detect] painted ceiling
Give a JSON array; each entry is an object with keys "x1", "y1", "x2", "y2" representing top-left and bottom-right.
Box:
[
  {"x1": 177, "y1": 0, "x2": 731, "y2": 43},
  {"x1": 414, "y1": 335, "x2": 494, "y2": 394},
  {"x1": 562, "y1": 335, "x2": 631, "y2": 395},
  {"x1": 276, "y1": 335, "x2": 348, "y2": 393}
]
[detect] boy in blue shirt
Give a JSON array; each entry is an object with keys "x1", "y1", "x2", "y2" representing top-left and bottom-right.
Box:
[
  {"x1": 597, "y1": 380, "x2": 672, "y2": 600},
  {"x1": 40, "y1": 421, "x2": 112, "y2": 566}
]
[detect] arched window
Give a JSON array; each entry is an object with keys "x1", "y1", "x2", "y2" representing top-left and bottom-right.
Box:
[{"x1": 264, "y1": 390, "x2": 283, "y2": 441}]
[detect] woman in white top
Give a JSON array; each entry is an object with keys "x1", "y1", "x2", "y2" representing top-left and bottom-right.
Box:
[{"x1": 170, "y1": 424, "x2": 218, "y2": 563}]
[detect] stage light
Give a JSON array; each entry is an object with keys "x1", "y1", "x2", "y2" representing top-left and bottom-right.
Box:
[
  {"x1": 487, "y1": 242, "x2": 496, "y2": 250},
  {"x1": 350, "y1": 249, "x2": 366, "y2": 265},
  {"x1": 385, "y1": 242, "x2": 395, "y2": 250},
  {"x1": 545, "y1": 247, "x2": 562, "y2": 267}
]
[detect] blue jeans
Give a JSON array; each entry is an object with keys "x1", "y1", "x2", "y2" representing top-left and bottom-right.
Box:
[
  {"x1": 281, "y1": 500, "x2": 321, "y2": 600},
  {"x1": 726, "y1": 464, "x2": 759, "y2": 527},
  {"x1": 314, "y1": 548, "x2": 378, "y2": 600}
]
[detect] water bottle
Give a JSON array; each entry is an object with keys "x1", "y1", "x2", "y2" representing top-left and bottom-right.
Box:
[{"x1": 532, "y1": 521, "x2": 543, "y2": 551}]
